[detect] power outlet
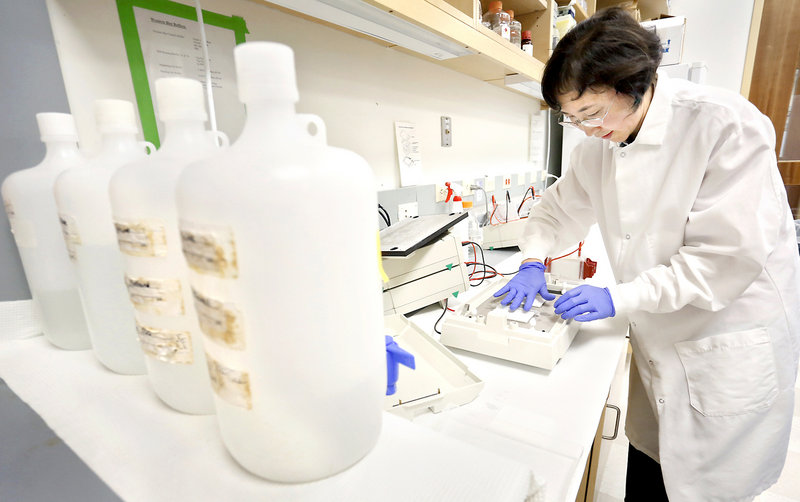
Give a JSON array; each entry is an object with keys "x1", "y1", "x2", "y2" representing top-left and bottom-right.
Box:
[
  {"x1": 503, "y1": 175, "x2": 513, "y2": 188},
  {"x1": 435, "y1": 184, "x2": 449, "y2": 202},
  {"x1": 397, "y1": 202, "x2": 419, "y2": 220},
  {"x1": 484, "y1": 176, "x2": 495, "y2": 192}
]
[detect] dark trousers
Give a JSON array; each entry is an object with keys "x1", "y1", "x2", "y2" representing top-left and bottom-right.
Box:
[{"x1": 625, "y1": 443, "x2": 669, "y2": 501}]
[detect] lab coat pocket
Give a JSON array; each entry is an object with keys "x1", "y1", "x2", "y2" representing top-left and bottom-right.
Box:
[{"x1": 675, "y1": 328, "x2": 778, "y2": 417}]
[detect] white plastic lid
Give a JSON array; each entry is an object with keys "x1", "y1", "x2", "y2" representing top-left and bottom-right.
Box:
[
  {"x1": 94, "y1": 99, "x2": 138, "y2": 134},
  {"x1": 36, "y1": 113, "x2": 78, "y2": 142},
  {"x1": 155, "y1": 77, "x2": 208, "y2": 122},
  {"x1": 234, "y1": 42, "x2": 299, "y2": 104}
]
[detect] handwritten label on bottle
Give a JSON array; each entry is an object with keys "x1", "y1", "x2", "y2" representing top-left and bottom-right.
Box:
[
  {"x1": 58, "y1": 214, "x2": 81, "y2": 260},
  {"x1": 206, "y1": 355, "x2": 252, "y2": 409},
  {"x1": 125, "y1": 276, "x2": 184, "y2": 316},
  {"x1": 192, "y1": 288, "x2": 245, "y2": 349},
  {"x1": 179, "y1": 222, "x2": 238, "y2": 278},
  {"x1": 5, "y1": 200, "x2": 37, "y2": 248},
  {"x1": 114, "y1": 220, "x2": 168, "y2": 257},
  {"x1": 4, "y1": 200, "x2": 14, "y2": 218},
  {"x1": 136, "y1": 323, "x2": 193, "y2": 364}
]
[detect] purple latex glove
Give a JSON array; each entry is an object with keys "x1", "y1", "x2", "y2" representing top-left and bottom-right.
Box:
[
  {"x1": 386, "y1": 336, "x2": 415, "y2": 396},
  {"x1": 553, "y1": 285, "x2": 615, "y2": 322},
  {"x1": 493, "y1": 261, "x2": 556, "y2": 312}
]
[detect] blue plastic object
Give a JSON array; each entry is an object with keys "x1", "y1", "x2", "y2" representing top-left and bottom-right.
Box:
[
  {"x1": 553, "y1": 285, "x2": 615, "y2": 322},
  {"x1": 385, "y1": 335, "x2": 415, "y2": 396},
  {"x1": 493, "y1": 261, "x2": 556, "y2": 311}
]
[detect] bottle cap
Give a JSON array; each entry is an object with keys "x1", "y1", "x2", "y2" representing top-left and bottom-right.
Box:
[
  {"x1": 522, "y1": 30, "x2": 532, "y2": 38},
  {"x1": 36, "y1": 113, "x2": 78, "y2": 143},
  {"x1": 234, "y1": 42, "x2": 299, "y2": 104},
  {"x1": 94, "y1": 99, "x2": 138, "y2": 134},
  {"x1": 488, "y1": 1, "x2": 503, "y2": 12},
  {"x1": 506, "y1": 9, "x2": 515, "y2": 19},
  {"x1": 155, "y1": 77, "x2": 208, "y2": 122}
]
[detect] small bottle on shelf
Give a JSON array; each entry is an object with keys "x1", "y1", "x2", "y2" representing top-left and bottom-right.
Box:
[
  {"x1": 521, "y1": 30, "x2": 533, "y2": 56},
  {"x1": 482, "y1": 1, "x2": 510, "y2": 41},
  {"x1": 507, "y1": 10, "x2": 522, "y2": 48}
]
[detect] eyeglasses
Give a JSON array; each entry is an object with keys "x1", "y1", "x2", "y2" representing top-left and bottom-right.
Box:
[{"x1": 557, "y1": 96, "x2": 616, "y2": 129}]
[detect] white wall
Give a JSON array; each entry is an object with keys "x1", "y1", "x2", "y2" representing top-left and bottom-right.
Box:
[
  {"x1": 669, "y1": 0, "x2": 755, "y2": 92},
  {"x1": 45, "y1": 0, "x2": 543, "y2": 190}
]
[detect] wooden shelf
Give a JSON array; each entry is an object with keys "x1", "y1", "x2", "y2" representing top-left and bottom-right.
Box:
[
  {"x1": 478, "y1": 0, "x2": 548, "y2": 17},
  {"x1": 260, "y1": 0, "x2": 551, "y2": 98}
]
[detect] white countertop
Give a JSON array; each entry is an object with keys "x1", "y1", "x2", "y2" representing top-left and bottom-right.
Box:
[
  {"x1": 0, "y1": 228, "x2": 628, "y2": 501},
  {"x1": 406, "y1": 303, "x2": 628, "y2": 502}
]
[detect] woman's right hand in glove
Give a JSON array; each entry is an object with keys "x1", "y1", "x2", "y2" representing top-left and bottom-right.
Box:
[{"x1": 493, "y1": 261, "x2": 556, "y2": 312}]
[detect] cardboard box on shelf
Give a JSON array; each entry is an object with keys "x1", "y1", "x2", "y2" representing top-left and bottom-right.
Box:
[{"x1": 640, "y1": 15, "x2": 686, "y2": 66}]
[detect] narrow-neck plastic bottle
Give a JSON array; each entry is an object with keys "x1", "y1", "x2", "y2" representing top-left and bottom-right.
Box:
[
  {"x1": 1, "y1": 113, "x2": 91, "y2": 349},
  {"x1": 175, "y1": 42, "x2": 385, "y2": 482},
  {"x1": 54, "y1": 100, "x2": 148, "y2": 374},
  {"x1": 508, "y1": 10, "x2": 522, "y2": 47},
  {"x1": 109, "y1": 78, "x2": 224, "y2": 414},
  {"x1": 483, "y1": 1, "x2": 511, "y2": 40}
]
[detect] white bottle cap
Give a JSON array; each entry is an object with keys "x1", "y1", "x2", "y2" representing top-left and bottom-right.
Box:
[
  {"x1": 94, "y1": 99, "x2": 138, "y2": 134},
  {"x1": 36, "y1": 112, "x2": 79, "y2": 142},
  {"x1": 155, "y1": 77, "x2": 208, "y2": 122},
  {"x1": 234, "y1": 42, "x2": 299, "y2": 104}
]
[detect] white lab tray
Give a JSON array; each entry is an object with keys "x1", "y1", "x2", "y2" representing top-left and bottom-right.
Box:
[
  {"x1": 383, "y1": 314, "x2": 483, "y2": 419},
  {"x1": 440, "y1": 275, "x2": 581, "y2": 370},
  {"x1": 481, "y1": 218, "x2": 527, "y2": 249}
]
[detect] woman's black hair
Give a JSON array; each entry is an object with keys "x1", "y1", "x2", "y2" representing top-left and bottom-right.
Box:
[{"x1": 541, "y1": 7, "x2": 662, "y2": 112}]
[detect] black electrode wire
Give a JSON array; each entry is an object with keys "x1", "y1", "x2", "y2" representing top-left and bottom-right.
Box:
[
  {"x1": 378, "y1": 204, "x2": 390, "y2": 227},
  {"x1": 517, "y1": 186, "x2": 534, "y2": 215},
  {"x1": 466, "y1": 262, "x2": 501, "y2": 282},
  {"x1": 379, "y1": 204, "x2": 390, "y2": 225},
  {"x1": 462, "y1": 241, "x2": 488, "y2": 287},
  {"x1": 505, "y1": 190, "x2": 511, "y2": 223},
  {"x1": 433, "y1": 298, "x2": 448, "y2": 335}
]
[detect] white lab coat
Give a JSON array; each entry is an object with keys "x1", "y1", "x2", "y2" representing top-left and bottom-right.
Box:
[{"x1": 520, "y1": 72, "x2": 800, "y2": 501}]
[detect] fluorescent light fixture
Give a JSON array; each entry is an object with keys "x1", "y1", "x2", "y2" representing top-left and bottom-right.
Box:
[
  {"x1": 268, "y1": 0, "x2": 474, "y2": 60},
  {"x1": 504, "y1": 74, "x2": 543, "y2": 100}
]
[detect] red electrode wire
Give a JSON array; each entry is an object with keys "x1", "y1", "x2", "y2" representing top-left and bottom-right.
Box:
[{"x1": 545, "y1": 241, "x2": 584, "y2": 267}]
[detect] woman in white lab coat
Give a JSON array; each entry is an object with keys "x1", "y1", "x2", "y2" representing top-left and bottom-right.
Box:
[{"x1": 494, "y1": 7, "x2": 800, "y2": 501}]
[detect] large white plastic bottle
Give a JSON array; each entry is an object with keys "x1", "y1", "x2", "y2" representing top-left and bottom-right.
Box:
[
  {"x1": 1, "y1": 113, "x2": 91, "y2": 349},
  {"x1": 109, "y1": 78, "x2": 223, "y2": 414},
  {"x1": 175, "y1": 42, "x2": 385, "y2": 482},
  {"x1": 53, "y1": 100, "x2": 148, "y2": 375}
]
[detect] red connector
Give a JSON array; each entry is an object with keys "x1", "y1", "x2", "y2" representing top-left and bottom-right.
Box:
[{"x1": 582, "y1": 258, "x2": 597, "y2": 279}]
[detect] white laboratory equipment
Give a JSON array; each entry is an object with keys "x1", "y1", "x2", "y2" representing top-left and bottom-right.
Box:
[
  {"x1": 379, "y1": 214, "x2": 471, "y2": 315},
  {"x1": 175, "y1": 42, "x2": 384, "y2": 482},
  {"x1": 440, "y1": 272, "x2": 583, "y2": 369},
  {"x1": 53, "y1": 100, "x2": 148, "y2": 374},
  {"x1": 109, "y1": 78, "x2": 224, "y2": 414},
  {"x1": 482, "y1": 218, "x2": 528, "y2": 249},
  {"x1": 383, "y1": 314, "x2": 483, "y2": 418},
  {"x1": 1, "y1": 113, "x2": 90, "y2": 349}
]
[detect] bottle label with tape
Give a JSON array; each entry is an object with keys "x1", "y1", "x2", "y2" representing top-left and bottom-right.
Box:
[
  {"x1": 206, "y1": 355, "x2": 252, "y2": 409},
  {"x1": 136, "y1": 323, "x2": 193, "y2": 364},
  {"x1": 179, "y1": 221, "x2": 238, "y2": 278},
  {"x1": 125, "y1": 275, "x2": 185, "y2": 316},
  {"x1": 115, "y1": 220, "x2": 168, "y2": 257},
  {"x1": 192, "y1": 288, "x2": 245, "y2": 349}
]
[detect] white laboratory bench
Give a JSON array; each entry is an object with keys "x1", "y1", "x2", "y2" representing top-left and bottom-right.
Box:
[{"x1": 0, "y1": 242, "x2": 628, "y2": 502}]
